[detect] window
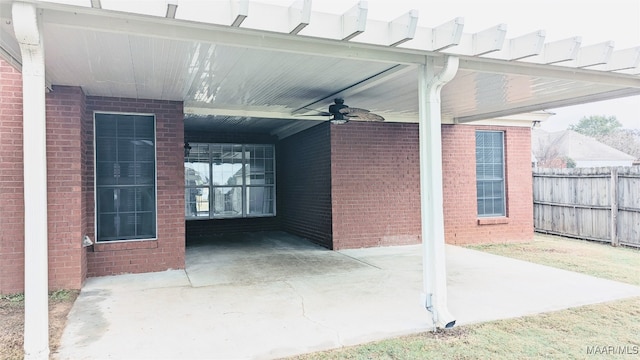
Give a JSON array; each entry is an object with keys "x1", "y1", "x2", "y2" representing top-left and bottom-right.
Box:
[
  {"x1": 95, "y1": 113, "x2": 157, "y2": 242},
  {"x1": 475, "y1": 131, "x2": 505, "y2": 217},
  {"x1": 185, "y1": 143, "x2": 275, "y2": 219}
]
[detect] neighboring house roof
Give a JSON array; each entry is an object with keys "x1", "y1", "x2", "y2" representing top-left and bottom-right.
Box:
[{"x1": 532, "y1": 129, "x2": 636, "y2": 163}]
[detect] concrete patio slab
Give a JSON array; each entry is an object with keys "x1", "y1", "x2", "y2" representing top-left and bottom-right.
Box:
[{"x1": 55, "y1": 232, "x2": 640, "y2": 360}]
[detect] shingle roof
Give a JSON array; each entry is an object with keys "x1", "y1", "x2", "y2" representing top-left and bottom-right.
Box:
[{"x1": 532, "y1": 129, "x2": 636, "y2": 162}]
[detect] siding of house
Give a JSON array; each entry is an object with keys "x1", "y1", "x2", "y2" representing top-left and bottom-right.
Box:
[
  {"x1": 330, "y1": 122, "x2": 422, "y2": 249},
  {"x1": 183, "y1": 130, "x2": 281, "y2": 240},
  {"x1": 0, "y1": 58, "x2": 26, "y2": 293},
  {"x1": 442, "y1": 125, "x2": 534, "y2": 244},
  {"x1": 85, "y1": 97, "x2": 185, "y2": 277},
  {"x1": 279, "y1": 123, "x2": 333, "y2": 248}
]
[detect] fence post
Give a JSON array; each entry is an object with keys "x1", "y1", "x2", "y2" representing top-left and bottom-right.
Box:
[{"x1": 610, "y1": 168, "x2": 619, "y2": 247}]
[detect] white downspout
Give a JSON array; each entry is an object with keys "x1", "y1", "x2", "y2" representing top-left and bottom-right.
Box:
[
  {"x1": 419, "y1": 55, "x2": 459, "y2": 329},
  {"x1": 13, "y1": 2, "x2": 49, "y2": 359}
]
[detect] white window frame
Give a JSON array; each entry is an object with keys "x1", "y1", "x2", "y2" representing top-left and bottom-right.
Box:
[
  {"x1": 475, "y1": 130, "x2": 506, "y2": 217},
  {"x1": 185, "y1": 143, "x2": 276, "y2": 220}
]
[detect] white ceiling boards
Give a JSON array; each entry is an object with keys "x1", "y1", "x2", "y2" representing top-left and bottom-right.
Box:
[{"x1": 1, "y1": 0, "x2": 639, "y2": 127}]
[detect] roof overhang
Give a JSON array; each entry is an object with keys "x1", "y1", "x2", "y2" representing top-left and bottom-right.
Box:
[{"x1": 1, "y1": 0, "x2": 639, "y2": 136}]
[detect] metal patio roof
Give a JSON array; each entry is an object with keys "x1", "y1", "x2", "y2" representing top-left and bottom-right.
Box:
[{"x1": 1, "y1": 0, "x2": 639, "y2": 137}]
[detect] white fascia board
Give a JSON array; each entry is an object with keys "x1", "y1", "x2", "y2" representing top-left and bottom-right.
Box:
[
  {"x1": 454, "y1": 87, "x2": 640, "y2": 123},
  {"x1": 184, "y1": 106, "x2": 324, "y2": 121},
  {"x1": 458, "y1": 57, "x2": 640, "y2": 88}
]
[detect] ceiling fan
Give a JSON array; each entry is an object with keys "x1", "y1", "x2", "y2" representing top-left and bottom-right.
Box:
[{"x1": 304, "y1": 98, "x2": 385, "y2": 124}]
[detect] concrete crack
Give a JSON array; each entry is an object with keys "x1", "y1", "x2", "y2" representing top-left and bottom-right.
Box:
[{"x1": 283, "y1": 280, "x2": 344, "y2": 347}]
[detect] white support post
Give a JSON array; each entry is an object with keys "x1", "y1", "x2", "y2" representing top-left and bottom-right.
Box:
[
  {"x1": 12, "y1": 2, "x2": 49, "y2": 359},
  {"x1": 418, "y1": 56, "x2": 459, "y2": 329}
]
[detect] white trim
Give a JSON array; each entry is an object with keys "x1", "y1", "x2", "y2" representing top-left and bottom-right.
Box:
[{"x1": 13, "y1": 2, "x2": 50, "y2": 359}]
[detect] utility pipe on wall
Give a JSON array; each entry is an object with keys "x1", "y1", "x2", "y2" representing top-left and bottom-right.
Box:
[
  {"x1": 12, "y1": 2, "x2": 50, "y2": 359},
  {"x1": 418, "y1": 55, "x2": 459, "y2": 329}
]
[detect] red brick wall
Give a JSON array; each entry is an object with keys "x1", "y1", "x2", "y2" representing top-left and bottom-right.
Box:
[
  {"x1": 442, "y1": 125, "x2": 533, "y2": 244},
  {"x1": 0, "y1": 62, "x2": 89, "y2": 293},
  {"x1": 330, "y1": 122, "x2": 421, "y2": 249},
  {"x1": 46, "y1": 86, "x2": 86, "y2": 289},
  {"x1": 279, "y1": 123, "x2": 333, "y2": 248},
  {"x1": 0, "y1": 58, "x2": 25, "y2": 293},
  {"x1": 85, "y1": 97, "x2": 185, "y2": 277}
]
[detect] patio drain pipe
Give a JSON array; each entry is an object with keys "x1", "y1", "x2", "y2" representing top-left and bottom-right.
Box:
[
  {"x1": 13, "y1": 2, "x2": 50, "y2": 359},
  {"x1": 418, "y1": 55, "x2": 459, "y2": 329}
]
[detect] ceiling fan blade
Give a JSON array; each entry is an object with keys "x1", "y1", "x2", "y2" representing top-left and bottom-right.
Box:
[{"x1": 348, "y1": 112, "x2": 385, "y2": 122}]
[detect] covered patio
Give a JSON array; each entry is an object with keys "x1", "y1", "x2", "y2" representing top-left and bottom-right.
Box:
[
  {"x1": 2, "y1": 1, "x2": 640, "y2": 358},
  {"x1": 55, "y1": 232, "x2": 640, "y2": 359}
]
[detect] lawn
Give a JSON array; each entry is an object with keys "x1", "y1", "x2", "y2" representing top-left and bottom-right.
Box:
[{"x1": 290, "y1": 234, "x2": 640, "y2": 360}]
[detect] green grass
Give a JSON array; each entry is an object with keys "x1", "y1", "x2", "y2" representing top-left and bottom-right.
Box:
[
  {"x1": 467, "y1": 234, "x2": 640, "y2": 286},
  {"x1": 290, "y1": 234, "x2": 640, "y2": 360}
]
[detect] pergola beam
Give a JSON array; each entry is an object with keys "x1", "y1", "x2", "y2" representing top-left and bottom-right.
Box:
[
  {"x1": 527, "y1": 36, "x2": 582, "y2": 65},
  {"x1": 431, "y1": 17, "x2": 464, "y2": 51},
  {"x1": 288, "y1": 0, "x2": 311, "y2": 35},
  {"x1": 342, "y1": 1, "x2": 368, "y2": 41},
  {"x1": 575, "y1": 41, "x2": 615, "y2": 68},
  {"x1": 490, "y1": 30, "x2": 546, "y2": 60},
  {"x1": 388, "y1": 9, "x2": 419, "y2": 47},
  {"x1": 230, "y1": 0, "x2": 249, "y2": 27}
]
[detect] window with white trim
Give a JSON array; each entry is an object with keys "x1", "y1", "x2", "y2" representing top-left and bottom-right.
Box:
[
  {"x1": 475, "y1": 131, "x2": 505, "y2": 217},
  {"x1": 185, "y1": 143, "x2": 275, "y2": 219},
  {"x1": 95, "y1": 113, "x2": 157, "y2": 241}
]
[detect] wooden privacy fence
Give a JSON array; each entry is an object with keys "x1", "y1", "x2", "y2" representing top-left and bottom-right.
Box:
[{"x1": 533, "y1": 167, "x2": 640, "y2": 248}]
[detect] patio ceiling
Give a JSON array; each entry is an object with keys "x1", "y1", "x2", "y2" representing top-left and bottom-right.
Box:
[{"x1": 1, "y1": 0, "x2": 639, "y2": 137}]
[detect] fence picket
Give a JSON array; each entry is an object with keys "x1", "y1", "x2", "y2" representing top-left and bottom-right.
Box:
[{"x1": 533, "y1": 166, "x2": 639, "y2": 248}]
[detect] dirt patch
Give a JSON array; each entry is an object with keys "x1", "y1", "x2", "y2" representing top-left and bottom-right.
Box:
[{"x1": 0, "y1": 290, "x2": 78, "y2": 360}]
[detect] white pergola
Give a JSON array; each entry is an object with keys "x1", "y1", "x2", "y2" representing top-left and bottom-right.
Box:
[{"x1": 2, "y1": 1, "x2": 640, "y2": 358}]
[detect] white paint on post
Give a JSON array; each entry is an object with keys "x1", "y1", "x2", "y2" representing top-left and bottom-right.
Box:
[
  {"x1": 418, "y1": 56, "x2": 459, "y2": 329},
  {"x1": 12, "y1": 2, "x2": 50, "y2": 359}
]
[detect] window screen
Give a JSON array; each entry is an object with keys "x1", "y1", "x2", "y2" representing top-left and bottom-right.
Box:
[
  {"x1": 95, "y1": 113, "x2": 156, "y2": 241},
  {"x1": 475, "y1": 131, "x2": 505, "y2": 217}
]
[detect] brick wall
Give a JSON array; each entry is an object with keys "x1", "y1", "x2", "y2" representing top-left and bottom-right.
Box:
[
  {"x1": 279, "y1": 123, "x2": 333, "y2": 248},
  {"x1": 442, "y1": 125, "x2": 533, "y2": 244},
  {"x1": 85, "y1": 97, "x2": 185, "y2": 277},
  {"x1": 183, "y1": 129, "x2": 281, "y2": 240},
  {"x1": 330, "y1": 122, "x2": 421, "y2": 249},
  {"x1": 46, "y1": 86, "x2": 86, "y2": 289},
  {"x1": 0, "y1": 58, "x2": 25, "y2": 293}
]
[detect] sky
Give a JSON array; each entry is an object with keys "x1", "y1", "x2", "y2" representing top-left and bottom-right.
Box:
[{"x1": 268, "y1": 0, "x2": 640, "y2": 130}]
